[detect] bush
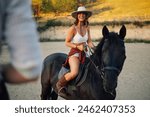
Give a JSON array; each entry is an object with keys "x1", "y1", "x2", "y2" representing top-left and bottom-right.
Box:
[{"x1": 41, "y1": 0, "x2": 77, "y2": 13}]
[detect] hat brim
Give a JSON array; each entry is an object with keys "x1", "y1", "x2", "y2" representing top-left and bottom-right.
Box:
[{"x1": 71, "y1": 11, "x2": 92, "y2": 19}]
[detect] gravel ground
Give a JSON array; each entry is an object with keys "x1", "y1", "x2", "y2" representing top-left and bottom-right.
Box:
[{"x1": 4, "y1": 42, "x2": 150, "y2": 100}]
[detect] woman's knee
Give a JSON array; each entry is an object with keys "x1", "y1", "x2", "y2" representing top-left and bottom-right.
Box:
[{"x1": 70, "y1": 70, "x2": 79, "y2": 79}]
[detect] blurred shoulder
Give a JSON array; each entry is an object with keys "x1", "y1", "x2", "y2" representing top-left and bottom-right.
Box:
[{"x1": 68, "y1": 25, "x2": 76, "y2": 33}]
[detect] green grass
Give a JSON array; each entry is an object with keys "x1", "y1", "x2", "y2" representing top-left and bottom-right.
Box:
[
  {"x1": 37, "y1": 19, "x2": 64, "y2": 32},
  {"x1": 125, "y1": 39, "x2": 150, "y2": 43}
]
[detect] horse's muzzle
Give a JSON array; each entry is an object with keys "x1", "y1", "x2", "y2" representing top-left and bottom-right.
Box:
[{"x1": 103, "y1": 71, "x2": 118, "y2": 94}]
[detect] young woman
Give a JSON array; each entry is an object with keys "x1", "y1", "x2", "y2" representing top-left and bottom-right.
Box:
[{"x1": 56, "y1": 6, "x2": 94, "y2": 95}]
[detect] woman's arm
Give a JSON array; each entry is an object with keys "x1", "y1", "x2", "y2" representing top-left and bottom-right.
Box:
[
  {"x1": 87, "y1": 27, "x2": 95, "y2": 48},
  {"x1": 65, "y1": 26, "x2": 77, "y2": 49},
  {"x1": 3, "y1": 0, "x2": 42, "y2": 83}
]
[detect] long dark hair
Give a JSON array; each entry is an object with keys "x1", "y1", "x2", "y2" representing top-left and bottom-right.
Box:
[{"x1": 74, "y1": 15, "x2": 89, "y2": 27}]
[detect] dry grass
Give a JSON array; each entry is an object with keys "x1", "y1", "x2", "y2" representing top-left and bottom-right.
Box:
[
  {"x1": 89, "y1": 0, "x2": 150, "y2": 22},
  {"x1": 37, "y1": 0, "x2": 150, "y2": 24}
]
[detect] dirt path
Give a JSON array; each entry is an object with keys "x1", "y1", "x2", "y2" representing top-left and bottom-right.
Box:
[{"x1": 6, "y1": 42, "x2": 150, "y2": 100}]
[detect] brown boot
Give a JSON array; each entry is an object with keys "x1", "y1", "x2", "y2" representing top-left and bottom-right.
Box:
[{"x1": 56, "y1": 76, "x2": 68, "y2": 95}]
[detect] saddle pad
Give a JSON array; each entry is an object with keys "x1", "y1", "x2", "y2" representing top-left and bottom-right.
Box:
[
  {"x1": 58, "y1": 66, "x2": 69, "y2": 79},
  {"x1": 58, "y1": 61, "x2": 90, "y2": 86}
]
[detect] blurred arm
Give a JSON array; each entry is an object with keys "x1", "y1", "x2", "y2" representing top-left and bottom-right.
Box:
[{"x1": 3, "y1": 0, "x2": 42, "y2": 83}]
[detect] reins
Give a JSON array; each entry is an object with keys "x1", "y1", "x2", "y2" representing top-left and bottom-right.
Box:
[{"x1": 84, "y1": 45, "x2": 104, "y2": 79}]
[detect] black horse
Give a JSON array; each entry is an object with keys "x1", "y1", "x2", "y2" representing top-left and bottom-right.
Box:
[{"x1": 41, "y1": 25, "x2": 126, "y2": 100}]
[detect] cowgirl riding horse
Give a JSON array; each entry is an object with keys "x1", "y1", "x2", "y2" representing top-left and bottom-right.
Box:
[
  {"x1": 41, "y1": 6, "x2": 126, "y2": 100},
  {"x1": 56, "y1": 6, "x2": 95, "y2": 96}
]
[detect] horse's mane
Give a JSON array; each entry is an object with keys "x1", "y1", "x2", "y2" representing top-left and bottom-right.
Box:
[
  {"x1": 94, "y1": 37, "x2": 105, "y2": 57},
  {"x1": 92, "y1": 37, "x2": 105, "y2": 66},
  {"x1": 93, "y1": 32, "x2": 120, "y2": 65}
]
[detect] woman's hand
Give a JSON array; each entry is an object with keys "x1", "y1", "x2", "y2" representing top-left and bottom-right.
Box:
[
  {"x1": 77, "y1": 44, "x2": 84, "y2": 51},
  {"x1": 77, "y1": 44, "x2": 87, "y2": 52}
]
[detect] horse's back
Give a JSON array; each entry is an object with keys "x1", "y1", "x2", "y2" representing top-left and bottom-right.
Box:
[
  {"x1": 42, "y1": 53, "x2": 67, "y2": 76},
  {"x1": 43, "y1": 53, "x2": 67, "y2": 65}
]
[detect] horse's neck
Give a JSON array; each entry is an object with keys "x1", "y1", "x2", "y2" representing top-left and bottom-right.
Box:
[
  {"x1": 87, "y1": 57, "x2": 104, "y2": 92},
  {"x1": 88, "y1": 54, "x2": 103, "y2": 79},
  {"x1": 90, "y1": 54, "x2": 101, "y2": 68}
]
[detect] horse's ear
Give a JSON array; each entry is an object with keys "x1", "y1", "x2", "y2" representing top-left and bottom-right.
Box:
[
  {"x1": 119, "y1": 25, "x2": 126, "y2": 39},
  {"x1": 102, "y1": 25, "x2": 109, "y2": 38}
]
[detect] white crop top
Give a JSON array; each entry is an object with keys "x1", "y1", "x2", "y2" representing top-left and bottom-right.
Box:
[{"x1": 72, "y1": 26, "x2": 88, "y2": 44}]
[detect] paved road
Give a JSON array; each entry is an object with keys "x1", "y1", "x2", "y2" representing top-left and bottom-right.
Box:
[{"x1": 6, "y1": 42, "x2": 150, "y2": 100}]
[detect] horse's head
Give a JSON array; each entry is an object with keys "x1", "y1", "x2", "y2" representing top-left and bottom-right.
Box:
[{"x1": 99, "y1": 25, "x2": 126, "y2": 94}]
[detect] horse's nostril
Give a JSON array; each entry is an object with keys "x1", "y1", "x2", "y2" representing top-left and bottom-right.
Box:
[
  {"x1": 104, "y1": 83, "x2": 116, "y2": 94},
  {"x1": 104, "y1": 87, "x2": 114, "y2": 95},
  {"x1": 104, "y1": 86, "x2": 111, "y2": 92}
]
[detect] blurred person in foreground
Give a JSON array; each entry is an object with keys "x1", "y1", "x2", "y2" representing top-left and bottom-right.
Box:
[{"x1": 0, "y1": 0, "x2": 42, "y2": 99}]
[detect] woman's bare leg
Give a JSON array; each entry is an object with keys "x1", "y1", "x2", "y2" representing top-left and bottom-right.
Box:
[
  {"x1": 56, "y1": 56, "x2": 80, "y2": 94},
  {"x1": 65, "y1": 56, "x2": 80, "y2": 81}
]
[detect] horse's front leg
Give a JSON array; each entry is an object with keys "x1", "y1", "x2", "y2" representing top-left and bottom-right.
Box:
[{"x1": 0, "y1": 79, "x2": 9, "y2": 100}]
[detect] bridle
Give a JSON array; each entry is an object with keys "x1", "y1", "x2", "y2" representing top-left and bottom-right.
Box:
[
  {"x1": 102, "y1": 66, "x2": 120, "y2": 74},
  {"x1": 85, "y1": 45, "x2": 121, "y2": 97},
  {"x1": 85, "y1": 45, "x2": 120, "y2": 76}
]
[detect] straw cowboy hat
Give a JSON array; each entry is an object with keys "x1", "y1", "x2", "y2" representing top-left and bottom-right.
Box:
[{"x1": 71, "y1": 6, "x2": 92, "y2": 19}]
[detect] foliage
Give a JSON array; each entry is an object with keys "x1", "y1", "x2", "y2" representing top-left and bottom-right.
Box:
[
  {"x1": 32, "y1": 0, "x2": 42, "y2": 4},
  {"x1": 40, "y1": 0, "x2": 51, "y2": 12},
  {"x1": 32, "y1": 0, "x2": 97, "y2": 13},
  {"x1": 78, "y1": 0, "x2": 97, "y2": 4},
  {"x1": 40, "y1": 0, "x2": 77, "y2": 13}
]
